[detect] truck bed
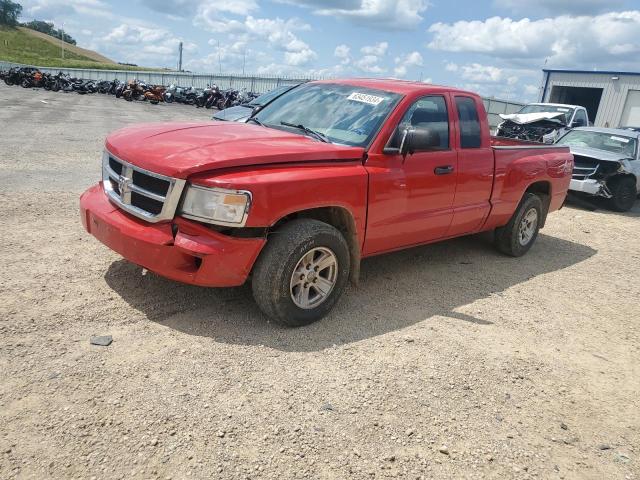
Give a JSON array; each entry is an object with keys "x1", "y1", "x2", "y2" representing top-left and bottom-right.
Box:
[{"x1": 482, "y1": 136, "x2": 573, "y2": 231}]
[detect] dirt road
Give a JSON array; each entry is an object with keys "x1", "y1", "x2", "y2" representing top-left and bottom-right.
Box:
[{"x1": 0, "y1": 86, "x2": 638, "y2": 480}]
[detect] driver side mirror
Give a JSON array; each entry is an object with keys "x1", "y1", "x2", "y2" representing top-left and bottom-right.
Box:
[{"x1": 400, "y1": 127, "x2": 441, "y2": 156}]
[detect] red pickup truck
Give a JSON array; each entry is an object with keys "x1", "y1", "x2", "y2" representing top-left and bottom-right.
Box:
[{"x1": 80, "y1": 79, "x2": 573, "y2": 326}]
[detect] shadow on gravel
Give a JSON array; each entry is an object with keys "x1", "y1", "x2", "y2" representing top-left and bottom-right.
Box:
[
  {"x1": 565, "y1": 193, "x2": 640, "y2": 218},
  {"x1": 104, "y1": 232, "x2": 596, "y2": 352}
]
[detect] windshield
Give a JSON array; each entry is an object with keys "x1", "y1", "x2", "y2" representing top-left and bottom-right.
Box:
[
  {"x1": 519, "y1": 104, "x2": 574, "y2": 123},
  {"x1": 557, "y1": 130, "x2": 638, "y2": 158},
  {"x1": 248, "y1": 85, "x2": 296, "y2": 106},
  {"x1": 254, "y1": 83, "x2": 402, "y2": 147}
]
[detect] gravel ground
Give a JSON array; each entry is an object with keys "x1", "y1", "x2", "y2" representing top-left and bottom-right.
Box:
[{"x1": 0, "y1": 86, "x2": 639, "y2": 480}]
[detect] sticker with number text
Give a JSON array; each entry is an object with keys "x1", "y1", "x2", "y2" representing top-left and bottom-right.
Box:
[
  {"x1": 610, "y1": 136, "x2": 630, "y2": 143},
  {"x1": 347, "y1": 92, "x2": 384, "y2": 105}
]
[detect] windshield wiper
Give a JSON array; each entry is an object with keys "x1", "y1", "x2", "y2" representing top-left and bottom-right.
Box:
[
  {"x1": 247, "y1": 117, "x2": 265, "y2": 127},
  {"x1": 280, "y1": 121, "x2": 330, "y2": 143}
]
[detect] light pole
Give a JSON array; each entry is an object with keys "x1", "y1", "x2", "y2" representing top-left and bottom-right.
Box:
[{"x1": 60, "y1": 22, "x2": 65, "y2": 60}]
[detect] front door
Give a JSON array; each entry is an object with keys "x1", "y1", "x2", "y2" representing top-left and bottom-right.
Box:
[{"x1": 364, "y1": 95, "x2": 458, "y2": 255}]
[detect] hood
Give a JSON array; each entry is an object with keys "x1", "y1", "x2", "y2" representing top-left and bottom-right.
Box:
[
  {"x1": 105, "y1": 122, "x2": 365, "y2": 178},
  {"x1": 568, "y1": 145, "x2": 631, "y2": 163},
  {"x1": 499, "y1": 112, "x2": 566, "y2": 125},
  {"x1": 212, "y1": 105, "x2": 253, "y2": 122}
]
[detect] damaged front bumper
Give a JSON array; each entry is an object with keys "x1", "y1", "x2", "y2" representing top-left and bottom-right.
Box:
[
  {"x1": 80, "y1": 183, "x2": 266, "y2": 287},
  {"x1": 569, "y1": 178, "x2": 612, "y2": 198}
]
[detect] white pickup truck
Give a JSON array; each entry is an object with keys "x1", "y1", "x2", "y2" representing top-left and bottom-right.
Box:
[{"x1": 496, "y1": 103, "x2": 590, "y2": 143}]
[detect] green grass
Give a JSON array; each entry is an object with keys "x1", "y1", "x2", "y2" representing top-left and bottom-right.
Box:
[{"x1": 0, "y1": 26, "x2": 161, "y2": 71}]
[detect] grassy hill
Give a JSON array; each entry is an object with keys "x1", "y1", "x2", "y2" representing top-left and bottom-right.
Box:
[{"x1": 0, "y1": 26, "x2": 159, "y2": 71}]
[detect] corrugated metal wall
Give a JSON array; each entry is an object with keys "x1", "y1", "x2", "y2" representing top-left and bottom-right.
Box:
[
  {"x1": 1, "y1": 60, "x2": 523, "y2": 129},
  {"x1": 541, "y1": 71, "x2": 640, "y2": 128},
  {"x1": 482, "y1": 97, "x2": 524, "y2": 132}
]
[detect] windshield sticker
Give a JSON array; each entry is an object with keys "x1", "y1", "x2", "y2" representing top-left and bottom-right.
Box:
[
  {"x1": 610, "y1": 136, "x2": 630, "y2": 143},
  {"x1": 557, "y1": 108, "x2": 570, "y2": 112},
  {"x1": 347, "y1": 92, "x2": 384, "y2": 106}
]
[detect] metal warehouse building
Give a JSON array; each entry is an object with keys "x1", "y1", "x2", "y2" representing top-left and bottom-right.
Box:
[{"x1": 540, "y1": 69, "x2": 640, "y2": 129}]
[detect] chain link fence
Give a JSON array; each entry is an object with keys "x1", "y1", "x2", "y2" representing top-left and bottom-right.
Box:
[
  {"x1": 1, "y1": 60, "x2": 524, "y2": 129},
  {"x1": 0, "y1": 60, "x2": 311, "y2": 93}
]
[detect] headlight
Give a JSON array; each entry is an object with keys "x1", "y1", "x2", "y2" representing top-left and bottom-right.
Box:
[{"x1": 179, "y1": 185, "x2": 251, "y2": 227}]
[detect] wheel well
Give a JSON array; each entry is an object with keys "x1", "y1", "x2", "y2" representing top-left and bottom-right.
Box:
[
  {"x1": 607, "y1": 173, "x2": 637, "y2": 187},
  {"x1": 525, "y1": 181, "x2": 551, "y2": 227},
  {"x1": 271, "y1": 207, "x2": 361, "y2": 285}
]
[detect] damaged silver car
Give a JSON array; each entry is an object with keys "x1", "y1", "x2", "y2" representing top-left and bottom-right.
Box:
[
  {"x1": 556, "y1": 127, "x2": 639, "y2": 212},
  {"x1": 496, "y1": 103, "x2": 589, "y2": 143}
]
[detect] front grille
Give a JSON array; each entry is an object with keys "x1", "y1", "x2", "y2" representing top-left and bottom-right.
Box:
[
  {"x1": 572, "y1": 156, "x2": 600, "y2": 180},
  {"x1": 102, "y1": 151, "x2": 186, "y2": 222},
  {"x1": 132, "y1": 170, "x2": 170, "y2": 196}
]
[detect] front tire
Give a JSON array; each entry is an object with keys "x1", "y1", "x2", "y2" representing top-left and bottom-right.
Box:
[
  {"x1": 494, "y1": 193, "x2": 543, "y2": 257},
  {"x1": 608, "y1": 176, "x2": 637, "y2": 212},
  {"x1": 252, "y1": 219, "x2": 350, "y2": 327}
]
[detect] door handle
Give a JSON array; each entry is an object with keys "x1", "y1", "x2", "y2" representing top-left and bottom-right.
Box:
[{"x1": 434, "y1": 165, "x2": 454, "y2": 175}]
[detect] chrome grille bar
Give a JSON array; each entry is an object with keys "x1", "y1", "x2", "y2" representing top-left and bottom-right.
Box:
[{"x1": 101, "y1": 151, "x2": 186, "y2": 222}]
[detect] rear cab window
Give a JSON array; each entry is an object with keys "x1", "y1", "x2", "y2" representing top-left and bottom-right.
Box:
[{"x1": 455, "y1": 96, "x2": 482, "y2": 148}]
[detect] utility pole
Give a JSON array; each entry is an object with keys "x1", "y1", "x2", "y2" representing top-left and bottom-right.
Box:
[
  {"x1": 178, "y1": 42, "x2": 183, "y2": 72},
  {"x1": 60, "y1": 22, "x2": 65, "y2": 59}
]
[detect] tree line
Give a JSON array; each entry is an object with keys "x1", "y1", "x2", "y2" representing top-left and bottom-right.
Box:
[{"x1": 1, "y1": 0, "x2": 77, "y2": 45}]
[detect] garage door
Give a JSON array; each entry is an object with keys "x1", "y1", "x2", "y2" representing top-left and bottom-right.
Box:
[{"x1": 620, "y1": 90, "x2": 640, "y2": 127}]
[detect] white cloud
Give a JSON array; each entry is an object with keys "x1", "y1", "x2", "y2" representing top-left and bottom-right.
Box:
[
  {"x1": 428, "y1": 11, "x2": 640, "y2": 70},
  {"x1": 277, "y1": 0, "x2": 429, "y2": 30},
  {"x1": 140, "y1": 0, "x2": 258, "y2": 18},
  {"x1": 524, "y1": 84, "x2": 539, "y2": 96},
  {"x1": 100, "y1": 23, "x2": 197, "y2": 65},
  {"x1": 334, "y1": 44, "x2": 350, "y2": 59},
  {"x1": 393, "y1": 51, "x2": 423, "y2": 77},
  {"x1": 493, "y1": 0, "x2": 622, "y2": 15},
  {"x1": 354, "y1": 55, "x2": 386, "y2": 73},
  {"x1": 361, "y1": 42, "x2": 388, "y2": 56},
  {"x1": 460, "y1": 63, "x2": 504, "y2": 83},
  {"x1": 445, "y1": 62, "x2": 458, "y2": 72},
  {"x1": 20, "y1": 0, "x2": 111, "y2": 19},
  {"x1": 285, "y1": 48, "x2": 318, "y2": 66},
  {"x1": 196, "y1": 15, "x2": 317, "y2": 66},
  {"x1": 334, "y1": 44, "x2": 351, "y2": 65}
]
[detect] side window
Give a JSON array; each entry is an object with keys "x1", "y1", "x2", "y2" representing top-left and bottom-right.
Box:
[
  {"x1": 387, "y1": 96, "x2": 449, "y2": 150},
  {"x1": 455, "y1": 96, "x2": 482, "y2": 148},
  {"x1": 573, "y1": 109, "x2": 588, "y2": 127}
]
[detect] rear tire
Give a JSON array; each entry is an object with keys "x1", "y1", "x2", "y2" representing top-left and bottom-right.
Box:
[
  {"x1": 252, "y1": 219, "x2": 350, "y2": 327},
  {"x1": 494, "y1": 193, "x2": 543, "y2": 257},
  {"x1": 608, "y1": 176, "x2": 636, "y2": 212}
]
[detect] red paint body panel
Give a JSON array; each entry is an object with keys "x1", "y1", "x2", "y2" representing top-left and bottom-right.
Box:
[
  {"x1": 188, "y1": 162, "x2": 369, "y2": 245},
  {"x1": 80, "y1": 184, "x2": 265, "y2": 287},
  {"x1": 81, "y1": 80, "x2": 574, "y2": 288},
  {"x1": 105, "y1": 122, "x2": 364, "y2": 178}
]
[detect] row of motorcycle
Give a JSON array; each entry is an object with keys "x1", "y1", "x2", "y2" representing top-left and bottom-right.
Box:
[{"x1": 0, "y1": 67, "x2": 260, "y2": 108}]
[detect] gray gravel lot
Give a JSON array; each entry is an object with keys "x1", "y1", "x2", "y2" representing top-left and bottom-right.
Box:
[{"x1": 0, "y1": 86, "x2": 639, "y2": 480}]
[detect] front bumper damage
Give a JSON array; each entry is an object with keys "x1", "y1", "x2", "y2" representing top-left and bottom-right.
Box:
[
  {"x1": 80, "y1": 183, "x2": 266, "y2": 287},
  {"x1": 569, "y1": 178, "x2": 612, "y2": 198},
  {"x1": 570, "y1": 152, "x2": 635, "y2": 199}
]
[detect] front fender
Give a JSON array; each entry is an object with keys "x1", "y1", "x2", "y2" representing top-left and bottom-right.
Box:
[{"x1": 187, "y1": 162, "x2": 369, "y2": 243}]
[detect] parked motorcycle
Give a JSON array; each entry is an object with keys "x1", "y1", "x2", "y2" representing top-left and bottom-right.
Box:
[{"x1": 144, "y1": 85, "x2": 166, "y2": 104}]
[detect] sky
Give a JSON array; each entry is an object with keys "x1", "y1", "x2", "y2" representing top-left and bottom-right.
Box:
[{"x1": 16, "y1": 0, "x2": 640, "y2": 102}]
